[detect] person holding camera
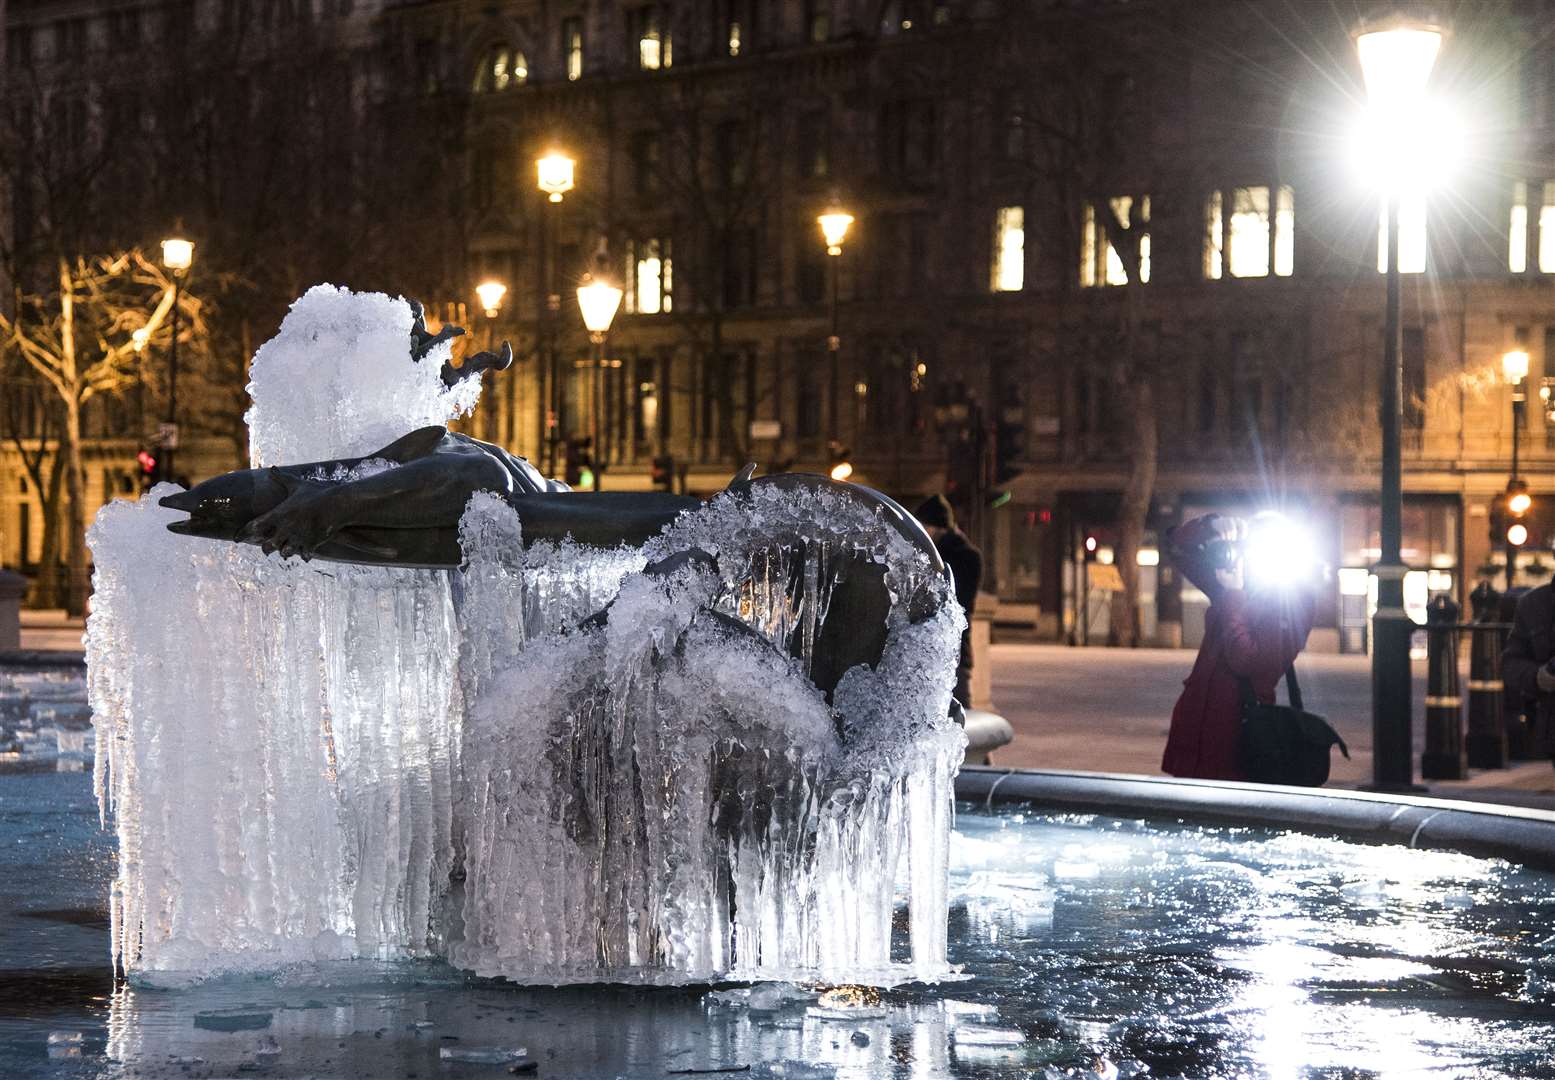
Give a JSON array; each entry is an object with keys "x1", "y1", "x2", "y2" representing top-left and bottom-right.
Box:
[{"x1": 1160, "y1": 513, "x2": 1317, "y2": 780}]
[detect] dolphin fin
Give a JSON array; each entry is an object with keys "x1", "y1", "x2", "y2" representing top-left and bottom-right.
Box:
[{"x1": 371, "y1": 425, "x2": 450, "y2": 463}]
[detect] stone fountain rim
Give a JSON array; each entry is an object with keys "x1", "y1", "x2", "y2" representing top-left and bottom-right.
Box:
[{"x1": 955, "y1": 765, "x2": 1555, "y2": 872}]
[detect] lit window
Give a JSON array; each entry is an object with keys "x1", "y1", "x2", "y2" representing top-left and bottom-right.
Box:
[
  {"x1": 563, "y1": 18, "x2": 583, "y2": 80},
  {"x1": 992, "y1": 206, "x2": 1024, "y2": 291},
  {"x1": 1204, "y1": 185, "x2": 1294, "y2": 279},
  {"x1": 1542, "y1": 182, "x2": 1555, "y2": 273},
  {"x1": 1377, "y1": 191, "x2": 1426, "y2": 274},
  {"x1": 1510, "y1": 180, "x2": 1555, "y2": 274},
  {"x1": 631, "y1": 6, "x2": 671, "y2": 69},
  {"x1": 1274, "y1": 185, "x2": 1294, "y2": 277},
  {"x1": 1081, "y1": 197, "x2": 1148, "y2": 287},
  {"x1": 1230, "y1": 187, "x2": 1269, "y2": 277},
  {"x1": 1204, "y1": 192, "x2": 1222, "y2": 280},
  {"x1": 626, "y1": 238, "x2": 672, "y2": 315},
  {"x1": 1511, "y1": 181, "x2": 1528, "y2": 273},
  {"x1": 472, "y1": 46, "x2": 526, "y2": 92}
]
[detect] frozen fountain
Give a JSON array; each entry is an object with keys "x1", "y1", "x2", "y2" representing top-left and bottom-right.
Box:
[{"x1": 86, "y1": 285, "x2": 965, "y2": 987}]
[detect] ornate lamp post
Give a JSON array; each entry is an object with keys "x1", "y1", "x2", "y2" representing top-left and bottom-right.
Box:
[
  {"x1": 159, "y1": 234, "x2": 194, "y2": 486},
  {"x1": 475, "y1": 281, "x2": 508, "y2": 443},
  {"x1": 536, "y1": 151, "x2": 576, "y2": 476},
  {"x1": 576, "y1": 274, "x2": 623, "y2": 492},
  {"x1": 816, "y1": 206, "x2": 853, "y2": 464},
  {"x1": 1352, "y1": 14, "x2": 1443, "y2": 791},
  {"x1": 1503, "y1": 347, "x2": 1531, "y2": 589}
]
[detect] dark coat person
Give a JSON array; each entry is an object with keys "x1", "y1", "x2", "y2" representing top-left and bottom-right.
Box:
[
  {"x1": 1500, "y1": 582, "x2": 1555, "y2": 759},
  {"x1": 916, "y1": 495, "x2": 982, "y2": 705},
  {"x1": 1161, "y1": 514, "x2": 1316, "y2": 781}
]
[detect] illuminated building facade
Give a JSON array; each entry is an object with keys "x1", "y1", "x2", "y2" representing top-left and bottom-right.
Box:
[{"x1": 4, "y1": 0, "x2": 1555, "y2": 649}]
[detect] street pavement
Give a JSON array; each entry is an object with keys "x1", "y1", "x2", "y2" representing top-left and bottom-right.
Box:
[{"x1": 988, "y1": 641, "x2": 1555, "y2": 803}]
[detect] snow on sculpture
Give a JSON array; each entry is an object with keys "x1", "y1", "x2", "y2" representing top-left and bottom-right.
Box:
[{"x1": 87, "y1": 286, "x2": 965, "y2": 987}]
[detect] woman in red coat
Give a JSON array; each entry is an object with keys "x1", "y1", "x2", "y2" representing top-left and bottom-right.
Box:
[{"x1": 1161, "y1": 513, "x2": 1317, "y2": 781}]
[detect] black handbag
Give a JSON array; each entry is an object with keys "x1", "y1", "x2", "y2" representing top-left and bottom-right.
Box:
[{"x1": 1237, "y1": 666, "x2": 1350, "y2": 786}]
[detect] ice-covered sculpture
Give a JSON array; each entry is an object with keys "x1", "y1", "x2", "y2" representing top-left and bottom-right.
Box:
[{"x1": 88, "y1": 285, "x2": 965, "y2": 987}]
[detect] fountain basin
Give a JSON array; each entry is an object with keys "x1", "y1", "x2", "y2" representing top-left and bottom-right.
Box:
[{"x1": 5, "y1": 725, "x2": 1555, "y2": 1078}]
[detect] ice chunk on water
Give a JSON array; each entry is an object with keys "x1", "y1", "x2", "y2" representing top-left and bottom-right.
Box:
[
  {"x1": 46, "y1": 1031, "x2": 82, "y2": 1059},
  {"x1": 192, "y1": 1008, "x2": 274, "y2": 1032},
  {"x1": 438, "y1": 1045, "x2": 529, "y2": 1064}
]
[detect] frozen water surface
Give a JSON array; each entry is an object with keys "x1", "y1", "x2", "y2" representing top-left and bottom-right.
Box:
[{"x1": 4, "y1": 754, "x2": 1555, "y2": 1078}]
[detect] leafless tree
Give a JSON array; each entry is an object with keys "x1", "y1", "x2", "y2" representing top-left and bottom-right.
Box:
[
  {"x1": 0, "y1": 251, "x2": 205, "y2": 614},
  {"x1": 641, "y1": 77, "x2": 774, "y2": 465}
]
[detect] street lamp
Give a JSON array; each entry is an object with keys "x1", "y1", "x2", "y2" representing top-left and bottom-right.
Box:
[
  {"x1": 476, "y1": 280, "x2": 507, "y2": 320},
  {"x1": 817, "y1": 205, "x2": 853, "y2": 467},
  {"x1": 474, "y1": 281, "x2": 508, "y2": 442},
  {"x1": 576, "y1": 274, "x2": 623, "y2": 491},
  {"x1": 1352, "y1": 14, "x2": 1443, "y2": 792},
  {"x1": 159, "y1": 233, "x2": 194, "y2": 487},
  {"x1": 536, "y1": 151, "x2": 576, "y2": 475},
  {"x1": 536, "y1": 152, "x2": 575, "y2": 204}
]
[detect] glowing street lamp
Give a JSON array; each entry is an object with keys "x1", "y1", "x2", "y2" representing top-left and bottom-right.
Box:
[
  {"x1": 817, "y1": 205, "x2": 853, "y2": 468},
  {"x1": 576, "y1": 274, "x2": 623, "y2": 492},
  {"x1": 817, "y1": 208, "x2": 853, "y2": 256},
  {"x1": 476, "y1": 280, "x2": 507, "y2": 319},
  {"x1": 576, "y1": 275, "x2": 623, "y2": 342},
  {"x1": 160, "y1": 235, "x2": 194, "y2": 272},
  {"x1": 159, "y1": 232, "x2": 195, "y2": 487},
  {"x1": 536, "y1": 152, "x2": 576, "y2": 203},
  {"x1": 1502, "y1": 348, "x2": 1530, "y2": 385},
  {"x1": 536, "y1": 151, "x2": 575, "y2": 477},
  {"x1": 1351, "y1": 14, "x2": 1445, "y2": 793}
]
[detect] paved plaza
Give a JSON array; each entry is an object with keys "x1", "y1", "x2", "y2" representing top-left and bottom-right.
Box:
[{"x1": 989, "y1": 641, "x2": 1555, "y2": 804}]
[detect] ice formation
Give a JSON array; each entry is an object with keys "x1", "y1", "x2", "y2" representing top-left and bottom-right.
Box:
[
  {"x1": 244, "y1": 284, "x2": 480, "y2": 466},
  {"x1": 88, "y1": 286, "x2": 964, "y2": 986}
]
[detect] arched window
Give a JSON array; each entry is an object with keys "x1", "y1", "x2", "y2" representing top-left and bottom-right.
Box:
[{"x1": 472, "y1": 45, "x2": 527, "y2": 93}]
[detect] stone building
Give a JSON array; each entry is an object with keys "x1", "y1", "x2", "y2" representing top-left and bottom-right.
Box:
[{"x1": 4, "y1": 0, "x2": 1555, "y2": 648}]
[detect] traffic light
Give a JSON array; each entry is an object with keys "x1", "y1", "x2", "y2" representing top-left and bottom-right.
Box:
[
  {"x1": 137, "y1": 449, "x2": 158, "y2": 490},
  {"x1": 1492, "y1": 482, "x2": 1534, "y2": 547},
  {"x1": 651, "y1": 454, "x2": 675, "y2": 492},
  {"x1": 1506, "y1": 480, "x2": 1532, "y2": 547}
]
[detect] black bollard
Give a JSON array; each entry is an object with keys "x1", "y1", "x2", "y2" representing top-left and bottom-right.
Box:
[
  {"x1": 1421, "y1": 593, "x2": 1466, "y2": 780},
  {"x1": 1465, "y1": 581, "x2": 1508, "y2": 769}
]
